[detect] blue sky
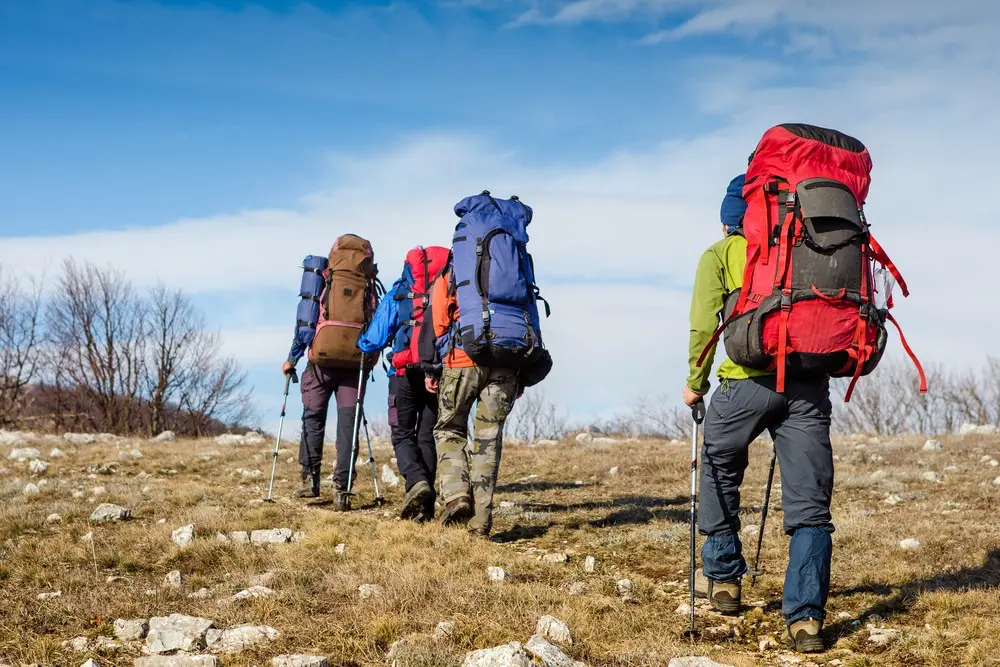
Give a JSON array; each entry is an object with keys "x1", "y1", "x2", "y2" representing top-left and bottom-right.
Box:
[{"x1": 2, "y1": 0, "x2": 998, "y2": 433}]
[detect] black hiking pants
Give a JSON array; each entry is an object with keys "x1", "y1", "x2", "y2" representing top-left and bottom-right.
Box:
[
  {"x1": 389, "y1": 369, "x2": 438, "y2": 492},
  {"x1": 298, "y1": 363, "x2": 365, "y2": 490}
]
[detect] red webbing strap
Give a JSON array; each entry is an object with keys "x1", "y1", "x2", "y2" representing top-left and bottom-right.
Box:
[
  {"x1": 696, "y1": 312, "x2": 737, "y2": 368},
  {"x1": 886, "y1": 312, "x2": 928, "y2": 394},
  {"x1": 777, "y1": 303, "x2": 789, "y2": 393},
  {"x1": 843, "y1": 317, "x2": 869, "y2": 402},
  {"x1": 868, "y1": 234, "x2": 909, "y2": 298}
]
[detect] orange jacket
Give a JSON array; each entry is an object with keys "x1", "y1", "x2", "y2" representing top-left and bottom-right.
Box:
[{"x1": 418, "y1": 269, "x2": 475, "y2": 373}]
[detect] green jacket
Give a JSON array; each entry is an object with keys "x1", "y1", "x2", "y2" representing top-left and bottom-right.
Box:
[{"x1": 687, "y1": 233, "x2": 772, "y2": 395}]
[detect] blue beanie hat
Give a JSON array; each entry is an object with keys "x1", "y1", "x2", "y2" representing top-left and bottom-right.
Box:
[{"x1": 721, "y1": 173, "x2": 747, "y2": 234}]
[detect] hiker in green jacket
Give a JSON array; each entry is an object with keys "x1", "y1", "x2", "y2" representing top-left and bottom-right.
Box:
[{"x1": 683, "y1": 173, "x2": 836, "y2": 654}]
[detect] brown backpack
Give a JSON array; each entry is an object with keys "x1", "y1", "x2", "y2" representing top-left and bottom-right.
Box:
[{"x1": 309, "y1": 234, "x2": 381, "y2": 369}]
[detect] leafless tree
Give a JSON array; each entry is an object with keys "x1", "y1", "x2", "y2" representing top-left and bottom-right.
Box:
[
  {"x1": 175, "y1": 349, "x2": 255, "y2": 437},
  {"x1": 629, "y1": 393, "x2": 690, "y2": 439},
  {"x1": 145, "y1": 285, "x2": 207, "y2": 435},
  {"x1": 0, "y1": 268, "x2": 44, "y2": 428},
  {"x1": 47, "y1": 261, "x2": 149, "y2": 432},
  {"x1": 508, "y1": 389, "x2": 568, "y2": 443}
]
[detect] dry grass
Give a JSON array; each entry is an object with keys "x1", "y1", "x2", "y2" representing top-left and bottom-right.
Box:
[{"x1": 1, "y1": 432, "x2": 999, "y2": 667}]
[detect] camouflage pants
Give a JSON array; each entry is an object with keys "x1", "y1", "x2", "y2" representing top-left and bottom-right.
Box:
[{"x1": 435, "y1": 366, "x2": 518, "y2": 532}]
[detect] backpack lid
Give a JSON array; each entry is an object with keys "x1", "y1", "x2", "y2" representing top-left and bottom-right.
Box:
[
  {"x1": 329, "y1": 234, "x2": 374, "y2": 275},
  {"x1": 454, "y1": 191, "x2": 532, "y2": 226}
]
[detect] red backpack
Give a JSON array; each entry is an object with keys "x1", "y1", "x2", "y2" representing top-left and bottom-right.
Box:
[
  {"x1": 700, "y1": 123, "x2": 926, "y2": 401},
  {"x1": 389, "y1": 245, "x2": 451, "y2": 372}
]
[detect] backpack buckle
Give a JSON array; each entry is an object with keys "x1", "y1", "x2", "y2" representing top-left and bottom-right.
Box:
[{"x1": 780, "y1": 291, "x2": 793, "y2": 311}]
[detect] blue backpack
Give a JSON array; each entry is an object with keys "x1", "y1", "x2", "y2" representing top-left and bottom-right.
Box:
[{"x1": 450, "y1": 191, "x2": 551, "y2": 384}]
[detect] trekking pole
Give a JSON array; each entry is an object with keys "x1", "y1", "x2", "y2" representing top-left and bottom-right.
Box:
[
  {"x1": 265, "y1": 368, "x2": 298, "y2": 503},
  {"x1": 361, "y1": 410, "x2": 385, "y2": 505},
  {"x1": 685, "y1": 399, "x2": 706, "y2": 640},
  {"x1": 749, "y1": 437, "x2": 777, "y2": 588},
  {"x1": 346, "y1": 358, "x2": 366, "y2": 495}
]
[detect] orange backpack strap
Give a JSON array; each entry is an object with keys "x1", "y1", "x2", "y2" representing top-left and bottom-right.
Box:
[
  {"x1": 886, "y1": 312, "x2": 928, "y2": 394},
  {"x1": 868, "y1": 233, "x2": 908, "y2": 297}
]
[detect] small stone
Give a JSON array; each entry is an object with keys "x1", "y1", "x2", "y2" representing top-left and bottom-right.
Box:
[
  {"x1": 900, "y1": 538, "x2": 921, "y2": 550},
  {"x1": 609, "y1": 466, "x2": 620, "y2": 475},
  {"x1": 759, "y1": 636, "x2": 778, "y2": 652},
  {"x1": 91, "y1": 486, "x2": 107, "y2": 496},
  {"x1": 152, "y1": 431, "x2": 177, "y2": 443},
  {"x1": 922, "y1": 471, "x2": 941, "y2": 483},
  {"x1": 543, "y1": 552, "x2": 569, "y2": 564},
  {"x1": 28, "y1": 459, "x2": 50, "y2": 474},
  {"x1": 335, "y1": 543, "x2": 347, "y2": 554},
  {"x1": 209, "y1": 625, "x2": 279, "y2": 654},
  {"x1": 922, "y1": 439, "x2": 943, "y2": 452},
  {"x1": 164, "y1": 570, "x2": 184, "y2": 588},
  {"x1": 885, "y1": 494, "x2": 903, "y2": 506},
  {"x1": 64, "y1": 636, "x2": 90, "y2": 652},
  {"x1": 172, "y1": 524, "x2": 195, "y2": 548},
  {"x1": 525, "y1": 635, "x2": 574, "y2": 667},
  {"x1": 80, "y1": 531, "x2": 93, "y2": 542},
  {"x1": 867, "y1": 625, "x2": 902, "y2": 646},
  {"x1": 249, "y1": 571, "x2": 277, "y2": 587},
  {"x1": 358, "y1": 583, "x2": 384, "y2": 600},
  {"x1": 23, "y1": 482, "x2": 40, "y2": 496},
  {"x1": 870, "y1": 469, "x2": 888, "y2": 482},
  {"x1": 567, "y1": 581, "x2": 586, "y2": 596},
  {"x1": 46, "y1": 513, "x2": 62, "y2": 524},
  {"x1": 980, "y1": 455, "x2": 993, "y2": 464},
  {"x1": 146, "y1": 613, "x2": 215, "y2": 654},
  {"x1": 487, "y1": 566, "x2": 509, "y2": 582},
  {"x1": 741, "y1": 523, "x2": 759, "y2": 537},
  {"x1": 463, "y1": 642, "x2": 532, "y2": 667},
  {"x1": 157, "y1": 518, "x2": 167, "y2": 525},
  {"x1": 250, "y1": 528, "x2": 292, "y2": 545},
  {"x1": 114, "y1": 618, "x2": 149, "y2": 641},
  {"x1": 37, "y1": 591, "x2": 62, "y2": 600},
  {"x1": 9, "y1": 447, "x2": 41, "y2": 461},
  {"x1": 90, "y1": 503, "x2": 131, "y2": 523},
  {"x1": 232, "y1": 586, "x2": 274, "y2": 601},
  {"x1": 993, "y1": 476, "x2": 1000, "y2": 486},
  {"x1": 286, "y1": 456, "x2": 295, "y2": 464},
  {"x1": 229, "y1": 530, "x2": 250, "y2": 543},
  {"x1": 188, "y1": 588, "x2": 211, "y2": 600},
  {"x1": 583, "y1": 555, "x2": 596, "y2": 573},
  {"x1": 272, "y1": 657, "x2": 330, "y2": 667},
  {"x1": 434, "y1": 621, "x2": 456, "y2": 640},
  {"x1": 675, "y1": 603, "x2": 691, "y2": 616},
  {"x1": 536, "y1": 615, "x2": 573, "y2": 645},
  {"x1": 944, "y1": 466, "x2": 959, "y2": 472},
  {"x1": 667, "y1": 659, "x2": 735, "y2": 667},
  {"x1": 291, "y1": 531, "x2": 306, "y2": 543},
  {"x1": 574, "y1": 433, "x2": 593, "y2": 443},
  {"x1": 386, "y1": 638, "x2": 411, "y2": 661},
  {"x1": 991, "y1": 460, "x2": 999, "y2": 468},
  {"x1": 50, "y1": 447, "x2": 66, "y2": 458},
  {"x1": 107, "y1": 575, "x2": 127, "y2": 584},
  {"x1": 136, "y1": 657, "x2": 218, "y2": 667},
  {"x1": 381, "y1": 464, "x2": 400, "y2": 487},
  {"x1": 616, "y1": 579, "x2": 635, "y2": 596},
  {"x1": 72, "y1": 490, "x2": 84, "y2": 499}
]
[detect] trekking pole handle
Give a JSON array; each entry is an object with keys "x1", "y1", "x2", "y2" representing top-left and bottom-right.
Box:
[
  {"x1": 691, "y1": 399, "x2": 706, "y2": 425},
  {"x1": 283, "y1": 368, "x2": 299, "y2": 390}
]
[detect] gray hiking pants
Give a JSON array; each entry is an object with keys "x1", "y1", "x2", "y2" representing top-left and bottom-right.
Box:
[
  {"x1": 699, "y1": 375, "x2": 834, "y2": 538},
  {"x1": 698, "y1": 375, "x2": 835, "y2": 623}
]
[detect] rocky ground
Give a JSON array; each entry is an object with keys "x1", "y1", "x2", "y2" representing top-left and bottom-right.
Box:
[{"x1": 1, "y1": 428, "x2": 998, "y2": 667}]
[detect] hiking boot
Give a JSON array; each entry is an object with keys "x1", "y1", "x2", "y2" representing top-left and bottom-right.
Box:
[
  {"x1": 782, "y1": 618, "x2": 825, "y2": 653},
  {"x1": 419, "y1": 492, "x2": 437, "y2": 523},
  {"x1": 401, "y1": 481, "x2": 433, "y2": 521},
  {"x1": 294, "y1": 465, "x2": 320, "y2": 499},
  {"x1": 334, "y1": 489, "x2": 352, "y2": 512},
  {"x1": 694, "y1": 568, "x2": 742, "y2": 615},
  {"x1": 441, "y1": 496, "x2": 474, "y2": 527}
]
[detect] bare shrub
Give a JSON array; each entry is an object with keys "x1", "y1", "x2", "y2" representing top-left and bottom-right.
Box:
[
  {"x1": 0, "y1": 269, "x2": 44, "y2": 427},
  {"x1": 508, "y1": 389, "x2": 569, "y2": 443}
]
